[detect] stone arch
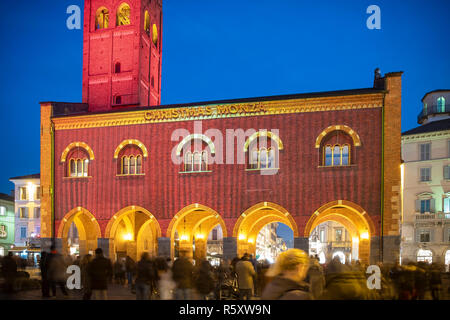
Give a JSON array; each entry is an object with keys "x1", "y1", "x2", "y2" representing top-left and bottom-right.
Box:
[
  {"x1": 304, "y1": 200, "x2": 375, "y2": 264},
  {"x1": 60, "y1": 142, "x2": 95, "y2": 163},
  {"x1": 105, "y1": 206, "x2": 161, "y2": 261},
  {"x1": 167, "y1": 204, "x2": 227, "y2": 260},
  {"x1": 243, "y1": 131, "x2": 284, "y2": 152},
  {"x1": 315, "y1": 125, "x2": 361, "y2": 148},
  {"x1": 233, "y1": 202, "x2": 298, "y2": 257},
  {"x1": 57, "y1": 207, "x2": 101, "y2": 256},
  {"x1": 175, "y1": 134, "x2": 216, "y2": 157},
  {"x1": 113, "y1": 139, "x2": 149, "y2": 159}
]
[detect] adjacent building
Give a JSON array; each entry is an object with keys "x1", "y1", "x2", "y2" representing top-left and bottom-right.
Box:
[
  {"x1": 401, "y1": 90, "x2": 450, "y2": 269},
  {"x1": 9, "y1": 174, "x2": 41, "y2": 250},
  {"x1": 0, "y1": 193, "x2": 15, "y2": 256}
]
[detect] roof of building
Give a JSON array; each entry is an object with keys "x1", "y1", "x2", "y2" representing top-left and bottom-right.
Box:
[
  {"x1": 0, "y1": 193, "x2": 14, "y2": 202},
  {"x1": 402, "y1": 118, "x2": 450, "y2": 136},
  {"x1": 48, "y1": 87, "x2": 388, "y2": 118},
  {"x1": 9, "y1": 173, "x2": 40, "y2": 180},
  {"x1": 421, "y1": 89, "x2": 450, "y2": 101}
]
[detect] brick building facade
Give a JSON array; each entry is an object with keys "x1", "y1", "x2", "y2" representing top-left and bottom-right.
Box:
[{"x1": 39, "y1": 0, "x2": 402, "y2": 264}]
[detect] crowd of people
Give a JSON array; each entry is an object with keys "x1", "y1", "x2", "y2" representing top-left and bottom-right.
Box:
[{"x1": 1, "y1": 247, "x2": 449, "y2": 300}]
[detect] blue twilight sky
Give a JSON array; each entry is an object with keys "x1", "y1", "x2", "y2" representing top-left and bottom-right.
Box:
[{"x1": 0, "y1": 0, "x2": 449, "y2": 198}]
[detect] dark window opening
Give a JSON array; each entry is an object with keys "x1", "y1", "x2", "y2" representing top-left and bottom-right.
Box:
[{"x1": 115, "y1": 62, "x2": 121, "y2": 73}]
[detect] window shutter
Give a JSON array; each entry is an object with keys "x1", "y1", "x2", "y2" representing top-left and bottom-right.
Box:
[
  {"x1": 430, "y1": 198, "x2": 436, "y2": 213},
  {"x1": 415, "y1": 199, "x2": 421, "y2": 212}
]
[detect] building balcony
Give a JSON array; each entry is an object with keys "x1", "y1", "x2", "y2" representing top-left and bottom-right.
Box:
[
  {"x1": 417, "y1": 104, "x2": 450, "y2": 124},
  {"x1": 330, "y1": 241, "x2": 352, "y2": 249},
  {"x1": 415, "y1": 212, "x2": 450, "y2": 221}
]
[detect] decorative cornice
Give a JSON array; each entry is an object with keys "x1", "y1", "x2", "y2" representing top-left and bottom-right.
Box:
[
  {"x1": 402, "y1": 130, "x2": 450, "y2": 143},
  {"x1": 52, "y1": 95, "x2": 383, "y2": 131}
]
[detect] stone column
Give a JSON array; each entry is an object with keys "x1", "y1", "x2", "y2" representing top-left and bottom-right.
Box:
[
  {"x1": 222, "y1": 237, "x2": 237, "y2": 261},
  {"x1": 382, "y1": 235, "x2": 401, "y2": 264},
  {"x1": 157, "y1": 237, "x2": 171, "y2": 258},
  {"x1": 194, "y1": 238, "x2": 207, "y2": 261},
  {"x1": 370, "y1": 236, "x2": 381, "y2": 264},
  {"x1": 97, "y1": 238, "x2": 110, "y2": 258},
  {"x1": 294, "y1": 237, "x2": 309, "y2": 252}
]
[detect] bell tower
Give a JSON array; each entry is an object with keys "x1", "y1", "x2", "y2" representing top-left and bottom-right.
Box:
[{"x1": 82, "y1": 0, "x2": 162, "y2": 112}]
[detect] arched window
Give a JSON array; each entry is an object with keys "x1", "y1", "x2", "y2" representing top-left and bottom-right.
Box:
[
  {"x1": 122, "y1": 156, "x2": 129, "y2": 175},
  {"x1": 62, "y1": 143, "x2": 94, "y2": 178},
  {"x1": 177, "y1": 134, "x2": 214, "y2": 173},
  {"x1": 144, "y1": 11, "x2": 150, "y2": 34},
  {"x1": 417, "y1": 249, "x2": 433, "y2": 264},
  {"x1": 320, "y1": 130, "x2": 355, "y2": 167},
  {"x1": 437, "y1": 96, "x2": 446, "y2": 113},
  {"x1": 129, "y1": 156, "x2": 135, "y2": 174},
  {"x1": 70, "y1": 159, "x2": 76, "y2": 177},
  {"x1": 115, "y1": 96, "x2": 122, "y2": 105},
  {"x1": 117, "y1": 3, "x2": 131, "y2": 26},
  {"x1": 95, "y1": 7, "x2": 109, "y2": 30},
  {"x1": 152, "y1": 24, "x2": 158, "y2": 46},
  {"x1": 244, "y1": 131, "x2": 283, "y2": 170},
  {"x1": 136, "y1": 155, "x2": 142, "y2": 174},
  {"x1": 115, "y1": 62, "x2": 121, "y2": 73},
  {"x1": 68, "y1": 158, "x2": 89, "y2": 177}
]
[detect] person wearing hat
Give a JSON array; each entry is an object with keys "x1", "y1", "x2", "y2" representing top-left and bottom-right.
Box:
[{"x1": 261, "y1": 249, "x2": 311, "y2": 300}]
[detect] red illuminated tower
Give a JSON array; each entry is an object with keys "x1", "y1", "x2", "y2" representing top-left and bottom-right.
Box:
[{"x1": 82, "y1": 0, "x2": 162, "y2": 112}]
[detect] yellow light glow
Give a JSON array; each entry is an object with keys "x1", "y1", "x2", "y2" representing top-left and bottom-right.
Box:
[
  {"x1": 123, "y1": 233, "x2": 133, "y2": 241},
  {"x1": 180, "y1": 234, "x2": 189, "y2": 241},
  {"x1": 238, "y1": 234, "x2": 246, "y2": 241},
  {"x1": 352, "y1": 237, "x2": 360, "y2": 243},
  {"x1": 360, "y1": 232, "x2": 369, "y2": 240},
  {"x1": 195, "y1": 234, "x2": 204, "y2": 240},
  {"x1": 247, "y1": 238, "x2": 254, "y2": 244}
]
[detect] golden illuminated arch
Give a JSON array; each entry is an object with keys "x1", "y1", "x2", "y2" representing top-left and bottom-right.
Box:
[
  {"x1": 175, "y1": 134, "x2": 216, "y2": 157},
  {"x1": 304, "y1": 200, "x2": 375, "y2": 238},
  {"x1": 57, "y1": 207, "x2": 101, "y2": 239},
  {"x1": 233, "y1": 202, "x2": 298, "y2": 238},
  {"x1": 95, "y1": 7, "x2": 110, "y2": 30},
  {"x1": 60, "y1": 142, "x2": 95, "y2": 163},
  {"x1": 315, "y1": 125, "x2": 361, "y2": 148},
  {"x1": 113, "y1": 139, "x2": 149, "y2": 159},
  {"x1": 243, "y1": 131, "x2": 284, "y2": 152},
  {"x1": 166, "y1": 204, "x2": 227, "y2": 238},
  {"x1": 105, "y1": 205, "x2": 161, "y2": 239}
]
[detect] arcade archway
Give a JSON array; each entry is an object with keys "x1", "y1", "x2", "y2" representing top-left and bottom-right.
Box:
[
  {"x1": 57, "y1": 207, "x2": 101, "y2": 257},
  {"x1": 304, "y1": 200, "x2": 375, "y2": 264},
  {"x1": 233, "y1": 202, "x2": 298, "y2": 258},
  {"x1": 105, "y1": 206, "x2": 161, "y2": 261},
  {"x1": 167, "y1": 204, "x2": 227, "y2": 260}
]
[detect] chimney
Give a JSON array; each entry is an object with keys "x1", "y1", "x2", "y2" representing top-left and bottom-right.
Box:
[{"x1": 373, "y1": 68, "x2": 385, "y2": 89}]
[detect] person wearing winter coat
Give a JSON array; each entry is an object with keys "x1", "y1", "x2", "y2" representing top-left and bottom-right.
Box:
[
  {"x1": 135, "y1": 253, "x2": 157, "y2": 300},
  {"x1": 87, "y1": 248, "x2": 113, "y2": 300},
  {"x1": 307, "y1": 257, "x2": 325, "y2": 299},
  {"x1": 235, "y1": 253, "x2": 256, "y2": 300},
  {"x1": 172, "y1": 252, "x2": 194, "y2": 300},
  {"x1": 154, "y1": 257, "x2": 176, "y2": 300},
  {"x1": 46, "y1": 246, "x2": 68, "y2": 297},
  {"x1": 193, "y1": 260, "x2": 215, "y2": 300}
]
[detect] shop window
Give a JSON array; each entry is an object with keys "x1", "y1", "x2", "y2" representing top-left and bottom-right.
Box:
[
  {"x1": 117, "y1": 3, "x2": 131, "y2": 26},
  {"x1": 95, "y1": 7, "x2": 110, "y2": 30},
  {"x1": 417, "y1": 249, "x2": 433, "y2": 263}
]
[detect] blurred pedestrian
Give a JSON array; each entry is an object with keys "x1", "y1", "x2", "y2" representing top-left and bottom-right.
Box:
[
  {"x1": 154, "y1": 257, "x2": 175, "y2": 300},
  {"x1": 172, "y1": 250, "x2": 194, "y2": 300},
  {"x1": 193, "y1": 260, "x2": 215, "y2": 300},
  {"x1": 135, "y1": 252, "x2": 156, "y2": 300},
  {"x1": 114, "y1": 258, "x2": 126, "y2": 285},
  {"x1": 261, "y1": 249, "x2": 311, "y2": 300},
  {"x1": 81, "y1": 254, "x2": 93, "y2": 300},
  {"x1": 1, "y1": 252, "x2": 17, "y2": 294},
  {"x1": 46, "y1": 246, "x2": 68, "y2": 298},
  {"x1": 39, "y1": 251, "x2": 50, "y2": 298},
  {"x1": 429, "y1": 264, "x2": 442, "y2": 300},
  {"x1": 235, "y1": 253, "x2": 256, "y2": 300},
  {"x1": 307, "y1": 257, "x2": 325, "y2": 299},
  {"x1": 87, "y1": 248, "x2": 113, "y2": 300},
  {"x1": 125, "y1": 255, "x2": 136, "y2": 291}
]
